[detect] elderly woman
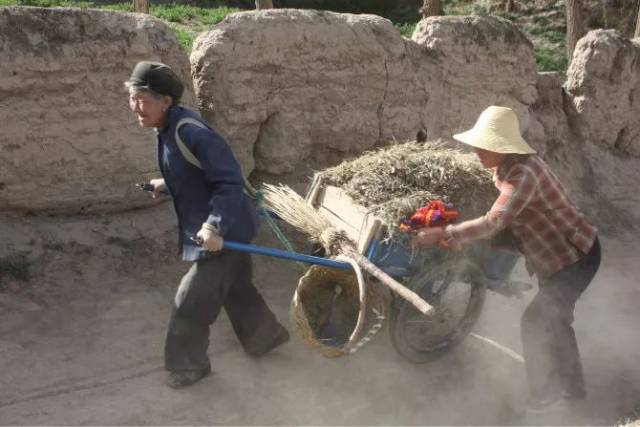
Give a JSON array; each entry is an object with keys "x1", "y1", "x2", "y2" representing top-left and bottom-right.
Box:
[
  {"x1": 126, "y1": 61, "x2": 288, "y2": 389},
  {"x1": 413, "y1": 106, "x2": 601, "y2": 413}
]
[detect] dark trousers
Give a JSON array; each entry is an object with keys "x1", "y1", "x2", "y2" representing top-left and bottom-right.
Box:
[
  {"x1": 521, "y1": 237, "x2": 601, "y2": 398},
  {"x1": 165, "y1": 250, "x2": 284, "y2": 372}
]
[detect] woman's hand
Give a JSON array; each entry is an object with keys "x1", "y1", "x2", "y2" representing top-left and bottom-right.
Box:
[
  {"x1": 411, "y1": 227, "x2": 445, "y2": 248},
  {"x1": 196, "y1": 226, "x2": 224, "y2": 252},
  {"x1": 149, "y1": 178, "x2": 167, "y2": 198}
]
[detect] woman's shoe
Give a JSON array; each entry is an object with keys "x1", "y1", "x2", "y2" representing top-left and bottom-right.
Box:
[
  {"x1": 525, "y1": 388, "x2": 563, "y2": 414},
  {"x1": 248, "y1": 326, "x2": 290, "y2": 357},
  {"x1": 166, "y1": 366, "x2": 211, "y2": 389}
]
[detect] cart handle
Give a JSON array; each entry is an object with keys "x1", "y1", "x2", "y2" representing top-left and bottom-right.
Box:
[
  {"x1": 192, "y1": 238, "x2": 350, "y2": 270},
  {"x1": 226, "y1": 241, "x2": 351, "y2": 269}
]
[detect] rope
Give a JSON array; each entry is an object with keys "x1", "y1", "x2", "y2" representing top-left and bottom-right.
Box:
[
  {"x1": 251, "y1": 184, "x2": 306, "y2": 273},
  {"x1": 335, "y1": 254, "x2": 385, "y2": 354},
  {"x1": 334, "y1": 255, "x2": 367, "y2": 352}
]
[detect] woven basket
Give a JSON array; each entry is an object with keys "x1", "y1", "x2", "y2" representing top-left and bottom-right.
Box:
[{"x1": 291, "y1": 263, "x2": 385, "y2": 357}]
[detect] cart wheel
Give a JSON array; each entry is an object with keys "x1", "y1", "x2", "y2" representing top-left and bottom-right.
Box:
[{"x1": 390, "y1": 257, "x2": 486, "y2": 363}]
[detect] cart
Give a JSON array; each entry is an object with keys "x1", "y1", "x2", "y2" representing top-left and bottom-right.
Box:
[{"x1": 222, "y1": 175, "x2": 525, "y2": 363}]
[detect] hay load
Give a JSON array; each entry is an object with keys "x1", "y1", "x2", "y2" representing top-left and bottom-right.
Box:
[
  {"x1": 260, "y1": 140, "x2": 497, "y2": 357},
  {"x1": 320, "y1": 140, "x2": 497, "y2": 236}
]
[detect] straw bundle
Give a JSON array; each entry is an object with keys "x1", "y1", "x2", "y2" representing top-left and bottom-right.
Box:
[
  {"x1": 260, "y1": 184, "x2": 433, "y2": 315},
  {"x1": 321, "y1": 140, "x2": 497, "y2": 236},
  {"x1": 262, "y1": 185, "x2": 389, "y2": 355}
]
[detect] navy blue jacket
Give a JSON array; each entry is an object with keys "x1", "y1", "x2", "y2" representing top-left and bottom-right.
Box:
[{"x1": 157, "y1": 106, "x2": 258, "y2": 261}]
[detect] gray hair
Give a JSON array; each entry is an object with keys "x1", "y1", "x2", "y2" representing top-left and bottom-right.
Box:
[{"x1": 125, "y1": 81, "x2": 178, "y2": 105}]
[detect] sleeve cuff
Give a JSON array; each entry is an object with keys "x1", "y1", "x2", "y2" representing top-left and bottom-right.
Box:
[
  {"x1": 444, "y1": 224, "x2": 455, "y2": 240},
  {"x1": 204, "y1": 213, "x2": 223, "y2": 234}
]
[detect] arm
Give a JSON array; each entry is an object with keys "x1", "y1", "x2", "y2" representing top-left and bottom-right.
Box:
[
  {"x1": 412, "y1": 165, "x2": 536, "y2": 248},
  {"x1": 447, "y1": 164, "x2": 536, "y2": 246},
  {"x1": 182, "y1": 125, "x2": 247, "y2": 236}
]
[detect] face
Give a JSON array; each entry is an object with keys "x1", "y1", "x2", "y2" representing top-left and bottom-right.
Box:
[
  {"x1": 474, "y1": 147, "x2": 506, "y2": 168},
  {"x1": 128, "y1": 89, "x2": 172, "y2": 128}
]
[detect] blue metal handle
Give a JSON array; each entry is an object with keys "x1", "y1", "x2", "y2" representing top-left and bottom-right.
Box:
[{"x1": 223, "y1": 240, "x2": 351, "y2": 270}]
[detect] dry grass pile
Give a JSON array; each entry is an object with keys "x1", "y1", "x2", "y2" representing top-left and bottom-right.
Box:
[{"x1": 320, "y1": 140, "x2": 497, "y2": 235}]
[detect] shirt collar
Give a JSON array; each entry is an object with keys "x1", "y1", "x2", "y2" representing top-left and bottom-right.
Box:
[{"x1": 155, "y1": 105, "x2": 180, "y2": 135}]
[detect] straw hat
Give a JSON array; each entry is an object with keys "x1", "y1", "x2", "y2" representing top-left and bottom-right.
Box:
[{"x1": 453, "y1": 106, "x2": 536, "y2": 154}]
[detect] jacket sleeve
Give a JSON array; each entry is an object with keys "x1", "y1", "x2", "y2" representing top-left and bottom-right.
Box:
[
  {"x1": 449, "y1": 164, "x2": 536, "y2": 246},
  {"x1": 180, "y1": 124, "x2": 246, "y2": 236}
]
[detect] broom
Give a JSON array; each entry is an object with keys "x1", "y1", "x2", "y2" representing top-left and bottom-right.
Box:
[{"x1": 261, "y1": 184, "x2": 433, "y2": 315}]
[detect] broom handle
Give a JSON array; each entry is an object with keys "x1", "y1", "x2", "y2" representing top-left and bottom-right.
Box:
[
  {"x1": 217, "y1": 240, "x2": 433, "y2": 314},
  {"x1": 343, "y1": 248, "x2": 434, "y2": 315}
]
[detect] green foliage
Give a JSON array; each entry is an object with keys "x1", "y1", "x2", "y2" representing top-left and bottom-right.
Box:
[
  {"x1": 535, "y1": 45, "x2": 568, "y2": 73},
  {"x1": 100, "y1": 2, "x2": 132, "y2": 12},
  {"x1": 163, "y1": 4, "x2": 226, "y2": 22},
  {"x1": 153, "y1": 6, "x2": 239, "y2": 51},
  {"x1": 274, "y1": 0, "x2": 421, "y2": 22},
  {"x1": 532, "y1": 15, "x2": 550, "y2": 26},
  {"x1": 16, "y1": 0, "x2": 92, "y2": 6},
  {"x1": 443, "y1": 0, "x2": 486, "y2": 16},
  {"x1": 395, "y1": 21, "x2": 416, "y2": 37},
  {"x1": 1, "y1": 0, "x2": 239, "y2": 52},
  {"x1": 1, "y1": 0, "x2": 573, "y2": 73},
  {"x1": 527, "y1": 24, "x2": 565, "y2": 44},
  {"x1": 170, "y1": 25, "x2": 195, "y2": 53},
  {"x1": 441, "y1": 0, "x2": 569, "y2": 74}
]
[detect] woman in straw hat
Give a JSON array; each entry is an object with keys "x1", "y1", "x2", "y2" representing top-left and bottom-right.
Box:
[
  {"x1": 126, "y1": 61, "x2": 288, "y2": 389},
  {"x1": 413, "y1": 106, "x2": 601, "y2": 413}
]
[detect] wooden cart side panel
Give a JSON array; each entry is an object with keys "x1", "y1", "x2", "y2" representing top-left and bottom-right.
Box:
[{"x1": 307, "y1": 177, "x2": 384, "y2": 254}]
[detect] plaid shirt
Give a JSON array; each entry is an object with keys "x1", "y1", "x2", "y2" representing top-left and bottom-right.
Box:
[{"x1": 449, "y1": 155, "x2": 597, "y2": 278}]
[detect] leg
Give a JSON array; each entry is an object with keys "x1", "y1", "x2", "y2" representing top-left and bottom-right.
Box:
[
  {"x1": 164, "y1": 255, "x2": 232, "y2": 376},
  {"x1": 546, "y1": 238, "x2": 601, "y2": 397},
  {"x1": 521, "y1": 289, "x2": 562, "y2": 400},
  {"x1": 223, "y1": 251, "x2": 288, "y2": 356},
  {"x1": 522, "y1": 238, "x2": 601, "y2": 406}
]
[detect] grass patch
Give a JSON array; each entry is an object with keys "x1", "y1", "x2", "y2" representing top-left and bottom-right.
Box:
[
  {"x1": 15, "y1": 0, "x2": 93, "y2": 5},
  {"x1": 2, "y1": 0, "x2": 569, "y2": 73},
  {"x1": 395, "y1": 21, "x2": 416, "y2": 37},
  {"x1": 170, "y1": 25, "x2": 195, "y2": 53},
  {"x1": 532, "y1": 15, "x2": 551, "y2": 26},
  {"x1": 443, "y1": 0, "x2": 486, "y2": 16},
  {"x1": 3, "y1": 0, "x2": 240, "y2": 52},
  {"x1": 535, "y1": 45, "x2": 568, "y2": 73},
  {"x1": 527, "y1": 24, "x2": 565, "y2": 44}
]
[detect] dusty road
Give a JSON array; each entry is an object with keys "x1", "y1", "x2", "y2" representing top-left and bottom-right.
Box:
[{"x1": 0, "y1": 205, "x2": 638, "y2": 425}]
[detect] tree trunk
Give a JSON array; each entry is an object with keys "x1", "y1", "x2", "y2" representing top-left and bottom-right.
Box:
[
  {"x1": 635, "y1": 0, "x2": 640, "y2": 37},
  {"x1": 566, "y1": 0, "x2": 586, "y2": 59},
  {"x1": 505, "y1": 0, "x2": 515, "y2": 13},
  {"x1": 133, "y1": 0, "x2": 149, "y2": 13},
  {"x1": 420, "y1": 0, "x2": 442, "y2": 18},
  {"x1": 255, "y1": 0, "x2": 273, "y2": 9}
]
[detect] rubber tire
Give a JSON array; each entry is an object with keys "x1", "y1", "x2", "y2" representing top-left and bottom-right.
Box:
[{"x1": 390, "y1": 257, "x2": 487, "y2": 363}]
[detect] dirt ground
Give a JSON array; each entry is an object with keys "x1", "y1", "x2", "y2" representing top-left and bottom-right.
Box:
[{"x1": 0, "y1": 203, "x2": 638, "y2": 426}]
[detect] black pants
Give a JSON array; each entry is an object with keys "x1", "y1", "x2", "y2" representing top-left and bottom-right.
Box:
[
  {"x1": 521, "y1": 237, "x2": 601, "y2": 398},
  {"x1": 165, "y1": 250, "x2": 285, "y2": 372}
]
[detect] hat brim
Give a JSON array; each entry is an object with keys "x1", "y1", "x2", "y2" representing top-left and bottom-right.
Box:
[{"x1": 453, "y1": 129, "x2": 536, "y2": 154}]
